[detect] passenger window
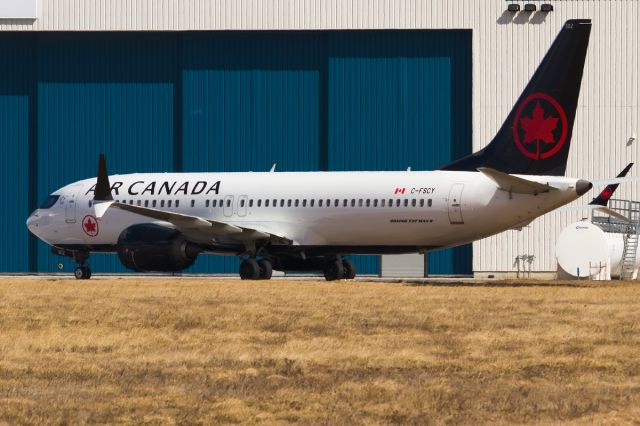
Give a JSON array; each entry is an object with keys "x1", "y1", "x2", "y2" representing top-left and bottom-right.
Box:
[
  {"x1": 226, "y1": 199, "x2": 231, "y2": 207},
  {"x1": 411, "y1": 199, "x2": 416, "y2": 207},
  {"x1": 366, "y1": 199, "x2": 370, "y2": 207},
  {"x1": 265, "y1": 199, "x2": 269, "y2": 207},
  {"x1": 273, "y1": 199, "x2": 277, "y2": 207},
  {"x1": 212, "y1": 200, "x2": 217, "y2": 207},
  {"x1": 389, "y1": 199, "x2": 393, "y2": 207},
  {"x1": 294, "y1": 200, "x2": 299, "y2": 207},
  {"x1": 168, "y1": 200, "x2": 172, "y2": 207},
  {"x1": 326, "y1": 199, "x2": 331, "y2": 206},
  {"x1": 419, "y1": 199, "x2": 424, "y2": 207},
  {"x1": 205, "y1": 200, "x2": 209, "y2": 207},
  {"x1": 176, "y1": 200, "x2": 180, "y2": 207},
  {"x1": 381, "y1": 199, "x2": 386, "y2": 207},
  {"x1": 287, "y1": 200, "x2": 292, "y2": 207},
  {"x1": 404, "y1": 199, "x2": 408, "y2": 207},
  {"x1": 303, "y1": 200, "x2": 307, "y2": 207},
  {"x1": 88, "y1": 200, "x2": 92, "y2": 207},
  {"x1": 240, "y1": 199, "x2": 245, "y2": 208},
  {"x1": 190, "y1": 200, "x2": 195, "y2": 208},
  {"x1": 343, "y1": 199, "x2": 347, "y2": 207},
  {"x1": 257, "y1": 200, "x2": 261, "y2": 207},
  {"x1": 396, "y1": 199, "x2": 400, "y2": 207},
  {"x1": 161, "y1": 200, "x2": 165, "y2": 207},
  {"x1": 319, "y1": 199, "x2": 323, "y2": 207},
  {"x1": 137, "y1": 200, "x2": 141, "y2": 206},
  {"x1": 358, "y1": 199, "x2": 363, "y2": 207},
  {"x1": 428, "y1": 199, "x2": 432, "y2": 207},
  {"x1": 280, "y1": 200, "x2": 285, "y2": 207},
  {"x1": 152, "y1": 200, "x2": 157, "y2": 207},
  {"x1": 374, "y1": 199, "x2": 378, "y2": 207},
  {"x1": 129, "y1": 200, "x2": 133, "y2": 205},
  {"x1": 351, "y1": 199, "x2": 355, "y2": 207},
  {"x1": 249, "y1": 200, "x2": 253, "y2": 207},
  {"x1": 310, "y1": 199, "x2": 315, "y2": 207}
]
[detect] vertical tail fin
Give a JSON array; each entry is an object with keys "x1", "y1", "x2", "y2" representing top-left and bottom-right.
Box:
[
  {"x1": 589, "y1": 163, "x2": 633, "y2": 206},
  {"x1": 441, "y1": 19, "x2": 592, "y2": 176}
]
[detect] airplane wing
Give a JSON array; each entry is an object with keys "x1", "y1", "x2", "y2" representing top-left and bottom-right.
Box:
[
  {"x1": 95, "y1": 201, "x2": 293, "y2": 244},
  {"x1": 477, "y1": 167, "x2": 558, "y2": 195},
  {"x1": 91, "y1": 155, "x2": 293, "y2": 245}
]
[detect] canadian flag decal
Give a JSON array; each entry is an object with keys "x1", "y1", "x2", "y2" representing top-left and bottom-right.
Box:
[{"x1": 394, "y1": 187, "x2": 406, "y2": 194}]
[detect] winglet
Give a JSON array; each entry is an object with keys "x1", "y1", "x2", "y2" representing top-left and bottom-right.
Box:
[
  {"x1": 94, "y1": 154, "x2": 113, "y2": 202},
  {"x1": 589, "y1": 163, "x2": 633, "y2": 206},
  {"x1": 478, "y1": 167, "x2": 558, "y2": 195}
]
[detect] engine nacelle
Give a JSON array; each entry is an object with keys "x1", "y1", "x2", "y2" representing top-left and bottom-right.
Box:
[{"x1": 117, "y1": 224, "x2": 199, "y2": 272}]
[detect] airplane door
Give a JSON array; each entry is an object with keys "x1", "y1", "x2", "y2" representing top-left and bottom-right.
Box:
[
  {"x1": 65, "y1": 186, "x2": 81, "y2": 223},
  {"x1": 448, "y1": 183, "x2": 464, "y2": 224},
  {"x1": 237, "y1": 195, "x2": 248, "y2": 217},
  {"x1": 223, "y1": 195, "x2": 234, "y2": 217}
]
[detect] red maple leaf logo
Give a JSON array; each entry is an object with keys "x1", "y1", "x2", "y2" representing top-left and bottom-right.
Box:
[
  {"x1": 520, "y1": 102, "x2": 559, "y2": 144},
  {"x1": 84, "y1": 218, "x2": 96, "y2": 233},
  {"x1": 82, "y1": 215, "x2": 99, "y2": 236},
  {"x1": 601, "y1": 187, "x2": 613, "y2": 200}
]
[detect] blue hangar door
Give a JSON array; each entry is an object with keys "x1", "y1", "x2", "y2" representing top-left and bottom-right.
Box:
[{"x1": 0, "y1": 31, "x2": 471, "y2": 275}]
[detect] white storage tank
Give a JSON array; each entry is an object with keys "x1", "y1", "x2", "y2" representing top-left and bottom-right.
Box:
[{"x1": 555, "y1": 221, "x2": 639, "y2": 280}]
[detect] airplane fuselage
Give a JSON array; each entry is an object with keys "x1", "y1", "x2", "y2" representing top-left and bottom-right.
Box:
[{"x1": 27, "y1": 170, "x2": 585, "y2": 254}]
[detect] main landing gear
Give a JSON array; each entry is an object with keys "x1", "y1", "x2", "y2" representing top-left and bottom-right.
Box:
[
  {"x1": 323, "y1": 258, "x2": 356, "y2": 281},
  {"x1": 239, "y1": 258, "x2": 273, "y2": 280},
  {"x1": 74, "y1": 266, "x2": 92, "y2": 280}
]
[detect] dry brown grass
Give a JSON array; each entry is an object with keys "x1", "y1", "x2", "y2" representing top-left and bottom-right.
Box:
[{"x1": 1, "y1": 277, "x2": 640, "y2": 424}]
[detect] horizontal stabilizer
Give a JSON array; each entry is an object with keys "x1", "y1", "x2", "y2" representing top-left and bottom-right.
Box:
[
  {"x1": 478, "y1": 167, "x2": 558, "y2": 195},
  {"x1": 594, "y1": 206, "x2": 630, "y2": 222}
]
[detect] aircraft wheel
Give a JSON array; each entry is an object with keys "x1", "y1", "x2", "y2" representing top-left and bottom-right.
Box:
[
  {"x1": 74, "y1": 266, "x2": 91, "y2": 280},
  {"x1": 323, "y1": 260, "x2": 344, "y2": 281},
  {"x1": 239, "y1": 259, "x2": 260, "y2": 280},
  {"x1": 258, "y1": 259, "x2": 273, "y2": 280},
  {"x1": 342, "y1": 259, "x2": 356, "y2": 279}
]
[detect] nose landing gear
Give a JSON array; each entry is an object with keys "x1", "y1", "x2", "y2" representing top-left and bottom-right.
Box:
[
  {"x1": 52, "y1": 247, "x2": 92, "y2": 280},
  {"x1": 74, "y1": 266, "x2": 92, "y2": 280}
]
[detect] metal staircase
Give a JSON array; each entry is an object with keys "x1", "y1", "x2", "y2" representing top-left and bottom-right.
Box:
[
  {"x1": 592, "y1": 199, "x2": 640, "y2": 280},
  {"x1": 620, "y1": 207, "x2": 640, "y2": 280}
]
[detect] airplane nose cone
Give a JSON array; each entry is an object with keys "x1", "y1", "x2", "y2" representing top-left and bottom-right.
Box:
[
  {"x1": 576, "y1": 179, "x2": 593, "y2": 196},
  {"x1": 26, "y1": 213, "x2": 41, "y2": 235}
]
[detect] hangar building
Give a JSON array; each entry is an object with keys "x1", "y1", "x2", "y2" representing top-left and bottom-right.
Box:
[{"x1": 1, "y1": 0, "x2": 637, "y2": 277}]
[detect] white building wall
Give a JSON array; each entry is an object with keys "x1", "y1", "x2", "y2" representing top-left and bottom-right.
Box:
[{"x1": 1, "y1": 0, "x2": 638, "y2": 275}]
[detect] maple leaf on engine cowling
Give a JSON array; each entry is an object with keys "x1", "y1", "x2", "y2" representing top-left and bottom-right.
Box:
[{"x1": 520, "y1": 102, "x2": 559, "y2": 144}]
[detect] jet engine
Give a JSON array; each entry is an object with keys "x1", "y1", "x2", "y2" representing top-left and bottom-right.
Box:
[{"x1": 116, "y1": 223, "x2": 199, "y2": 272}]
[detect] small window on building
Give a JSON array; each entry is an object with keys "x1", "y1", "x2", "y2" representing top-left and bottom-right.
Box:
[
  {"x1": 428, "y1": 199, "x2": 432, "y2": 207},
  {"x1": 411, "y1": 199, "x2": 416, "y2": 207},
  {"x1": 152, "y1": 200, "x2": 157, "y2": 207},
  {"x1": 419, "y1": 199, "x2": 424, "y2": 207}
]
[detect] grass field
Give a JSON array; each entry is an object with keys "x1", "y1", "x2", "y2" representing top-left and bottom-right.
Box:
[{"x1": 1, "y1": 277, "x2": 639, "y2": 424}]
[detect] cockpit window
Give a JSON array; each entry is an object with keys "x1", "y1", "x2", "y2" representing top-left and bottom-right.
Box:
[{"x1": 39, "y1": 195, "x2": 60, "y2": 209}]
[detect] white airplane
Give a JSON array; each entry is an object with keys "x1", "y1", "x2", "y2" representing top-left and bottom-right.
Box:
[{"x1": 27, "y1": 19, "x2": 594, "y2": 281}]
